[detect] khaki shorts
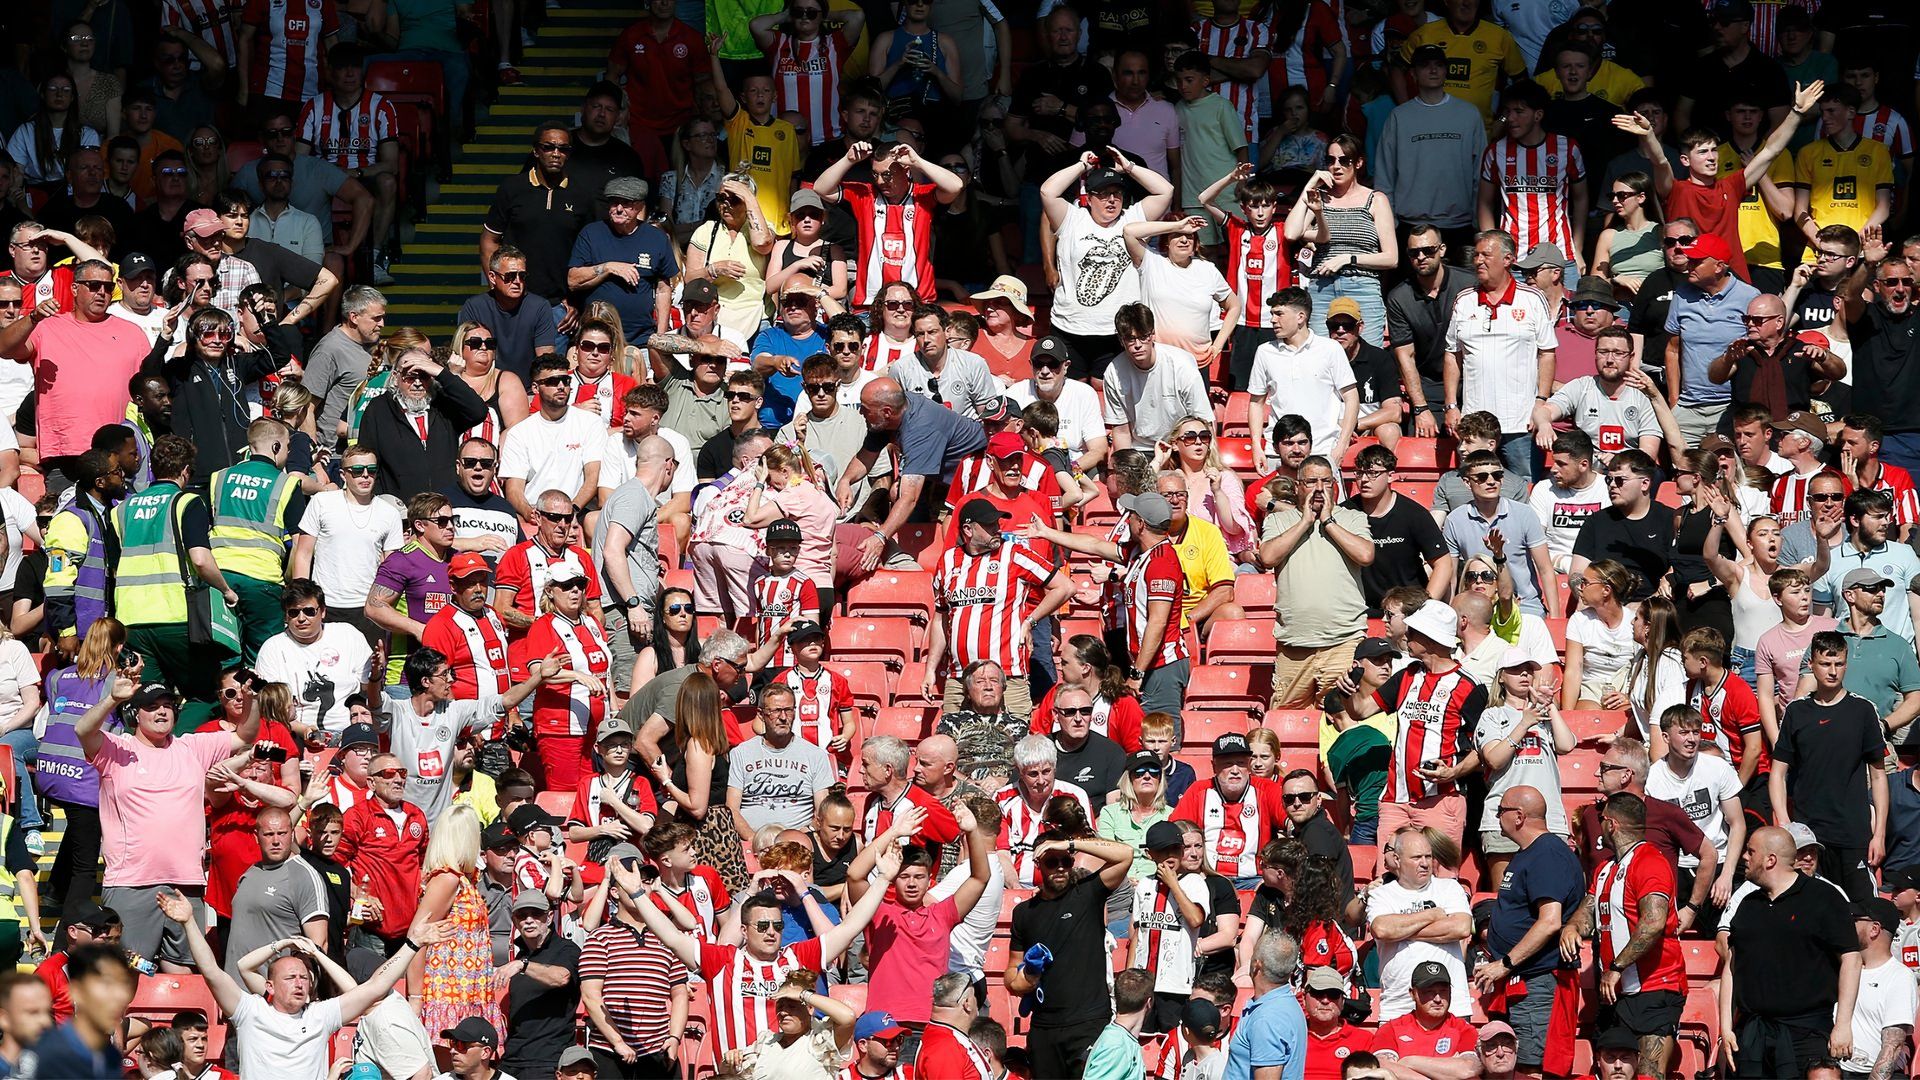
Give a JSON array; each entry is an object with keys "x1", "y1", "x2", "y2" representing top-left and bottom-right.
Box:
[
  {"x1": 1376, "y1": 792, "x2": 1468, "y2": 854},
  {"x1": 1270, "y1": 639, "x2": 1360, "y2": 709}
]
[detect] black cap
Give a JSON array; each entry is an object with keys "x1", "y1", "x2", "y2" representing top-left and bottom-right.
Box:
[
  {"x1": 119, "y1": 252, "x2": 157, "y2": 279},
  {"x1": 128, "y1": 683, "x2": 180, "y2": 710},
  {"x1": 1410, "y1": 960, "x2": 1451, "y2": 988},
  {"x1": 1354, "y1": 636, "x2": 1400, "y2": 661},
  {"x1": 1031, "y1": 335, "x2": 1078, "y2": 368},
  {"x1": 1882, "y1": 867, "x2": 1920, "y2": 894},
  {"x1": 507, "y1": 803, "x2": 561, "y2": 836},
  {"x1": 441, "y1": 1017, "x2": 500, "y2": 1049},
  {"x1": 1775, "y1": 4, "x2": 1813, "y2": 28},
  {"x1": 682, "y1": 278, "x2": 720, "y2": 307},
  {"x1": 65, "y1": 898, "x2": 113, "y2": 932},
  {"x1": 336, "y1": 722, "x2": 379, "y2": 750},
  {"x1": 1409, "y1": 43, "x2": 1448, "y2": 66},
  {"x1": 483, "y1": 820, "x2": 517, "y2": 851},
  {"x1": 786, "y1": 618, "x2": 827, "y2": 642},
  {"x1": 1125, "y1": 749, "x2": 1164, "y2": 777},
  {"x1": 1594, "y1": 1027, "x2": 1641, "y2": 1052},
  {"x1": 1212, "y1": 732, "x2": 1252, "y2": 757},
  {"x1": 766, "y1": 518, "x2": 803, "y2": 544},
  {"x1": 1085, "y1": 168, "x2": 1125, "y2": 192},
  {"x1": 1144, "y1": 820, "x2": 1186, "y2": 851},
  {"x1": 1708, "y1": 0, "x2": 1753, "y2": 20},
  {"x1": 1181, "y1": 997, "x2": 1224, "y2": 1040},
  {"x1": 957, "y1": 498, "x2": 1009, "y2": 530},
  {"x1": 1854, "y1": 897, "x2": 1902, "y2": 935}
]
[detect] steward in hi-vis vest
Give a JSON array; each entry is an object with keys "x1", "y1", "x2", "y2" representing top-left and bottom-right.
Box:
[{"x1": 208, "y1": 418, "x2": 309, "y2": 664}]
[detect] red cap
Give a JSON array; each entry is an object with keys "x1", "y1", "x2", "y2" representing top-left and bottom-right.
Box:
[
  {"x1": 986, "y1": 431, "x2": 1026, "y2": 459},
  {"x1": 449, "y1": 552, "x2": 492, "y2": 579},
  {"x1": 1796, "y1": 329, "x2": 1832, "y2": 350},
  {"x1": 1681, "y1": 233, "x2": 1735, "y2": 264}
]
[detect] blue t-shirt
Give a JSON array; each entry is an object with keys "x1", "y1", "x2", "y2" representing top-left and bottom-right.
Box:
[
  {"x1": 750, "y1": 323, "x2": 824, "y2": 428},
  {"x1": 1664, "y1": 275, "x2": 1760, "y2": 408},
  {"x1": 19, "y1": 1022, "x2": 118, "y2": 1080},
  {"x1": 866, "y1": 394, "x2": 988, "y2": 482},
  {"x1": 1225, "y1": 984, "x2": 1307, "y2": 1080},
  {"x1": 566, "y1": 221, "x2": 678, "y2": 343},
  {"x1": 1441, "y1": 498, "x2": 1553, "y2": 614},
  {"x1": 1486, "y1": 830, "x2": 1587, "y2": 979}
]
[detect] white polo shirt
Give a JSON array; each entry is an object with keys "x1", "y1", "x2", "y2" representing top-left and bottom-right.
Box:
[
  {"x1": 1247, "y1": 331, "x2": 1358, "y2": 457},
  {"x1": 1445, "y1": 278, "x2": 1556, "y2": 434}
]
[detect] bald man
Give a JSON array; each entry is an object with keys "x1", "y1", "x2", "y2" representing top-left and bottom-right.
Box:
[
  {"x1": 1722, "y1": 824, "x2": 1862, "y2": 1079},
  {"x1": 1476, "y1": 784, "x2": 1585, "y2": 1072},
  {"x1": 225, "y1": 805, "x2": 330, "y2": 985},
  {"x1": 594, "y1": 433, "x2": 677, "y2": 700},
  {"x1": 836, "y1": 377, "x2": 988, "y2": 571},
  {"x1": 1707, "y1": 293, "x2": 1847, "y2": 420},
  {"x1": 914, "y1": 733, "x2": 985, "y2": 870}
]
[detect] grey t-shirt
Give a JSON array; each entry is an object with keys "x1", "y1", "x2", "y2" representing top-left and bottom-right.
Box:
[
  {"x1": 236, "y1": 154, "x2": 350, "y2": 225},
  {"x1": 1433, "y1": 468, "x2": 1530, "y2": 518},
  {"x1": 592, "y1": 478, "x2": 661, "y2": 612},
  {"x1": 776, "y1": 404, "x2": 888, "y2": 515},
  {"x1": 1545, "y1": 377, "x2": 1661, "y2": 460},
  {"x1": 621, "y1": 663, "x2": 696, "y2": 732},
  {"x1": 224, "y1": 856, "x2": 331, "y2": 985},
  {"x1": 382, "y1": 696, "x2": 502, "y2": 824},
  {"x1": 889, "y1": 348, "x2": 1001, "y2": 421},
  {"x1": 1441, "y1": 498, "x2": 1553, "y2": 614},
  {"x1": 303, "y1": 326, "x2": 374, "y2": 445},
  {"x1": 728, "y1": 734, "x2": 835, "y2": 832}
]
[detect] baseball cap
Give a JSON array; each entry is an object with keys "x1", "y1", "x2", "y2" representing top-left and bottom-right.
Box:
[
  {"x1": 1880, "y1": 867, "x2": 1920, "y2": 895},
  {"x1": 789, "y1": 187, "x2": 827, "y2": 215},
  {"x1": 128, "y1": 683, "x2": 180, "y2": 710},
  {"x1": 1499, "y1": 647, "x2": 1542, "y2": 671},
  {"x1": 787, "y1": 618, "x2": 827, "y2": 642},
  {"x1": 441, "y1": 1017, "x2": 500, "y2": 1048},
  {"x1": 1409, "y1": 43, "x2": 1448, "y2": 66},
  {"x1": 957, "y1": 498, "x2": 1009, "y2": 530},
  {"x1": 182, "y1": 208, "x2": 224, "y2": 238},
  {"x1": 1404, "y1": 600, "x2": 1460, "y2": 650},
  {"x1": 1117, "y1": 492, "x2": 1174, "y2": 530},
  {"x1": 1698, "y1": 433, "x2": 1736, "y2": 455},
  {"x1": 1144, "y1": 820, "x2": 1186, "y2": 851},
  {"x1": 1784, "y1": 821, "x2": 1823, "y2": 850},
  {"x1": 682, "y1": 278, "x2": 721, "y2": 308},
  {"x1": 337, "y1": 722, "x2": 379, "y2": 750},
  {"x1": 1515, "y1": 242, "x2": 1567, "y2": 270},
  {"x1": 605, "y1": 841, "x2": 646, "y2": 868},
  {"x1": 65, "y1": 898, "x2": 114, "y2": 933},
  {"x1": 602, "y1": 176, "x2": 649, "y2": 203},
  {"x1": 510, "y1": 890, "x2": 550, "y2": 914},
  {"x1": 1769, "y1": 410, "x2": 1826, "y2": 445},
  {"x1": 1797, "y1": 329, "x2": 1832, "y2": 351},
  {"x1": 1181, "y1": 997, "x2": 1224, "y2": 1040},
  {"x1": 1302, "y1": 966, "x2": 1347, "y2": 993},
  {"x1": 1212, "y1": 732, "x2": 1252, "y2": 757},
  {"x1": 1354, "y1": 636, "x2": 1400, "y2": 661},
  {"x1": 507, "y1": 804, "x2": 562, "y2": 837},
  {"x1": 1842, "y1": 567, "x2": 1896, "y2": 592},
  {"x1": 596, "y1": 716, "x2": 635, "y2": 742},
  {"x1": 119, "y1": 252, "x2": 156, "y2": 279},
  {"x1": 449, "y1": 552, "x2": 492, "y2": 580},
  {"x1": 1031, "y1": 335, "x2": 1079, "y2": 369},
  {"x1": 1324, "y1": 297, "x2": 1362, "y2": 323},
  {"x1": 557, "y1": 1046, "x2": 597, "y2": 1072},
  {"x1": 766, "y1": 518, "x2": 804, "y2": 544},
  {"x1": 1708, "y1": 0, "x2": 1753, "y2": 21},
  {"x1": 1479, "y1": 1020, "x2": 1517, "y2": 1042},
  {"x1": 545, "y1": 553, "x2": 590, "y2": 586},
  {"x1": 1126, "y1": 749, "x2": 1164, "y2": 776},
  {"x1": 855, "y1": 1012, "x2": 907, "y2": 1041},
  {"x1": 986, "y1": 430, "x2": 1027, "y2": 458},
  {"x1": 979, "y1": 398, "x2": 1023, "y2": 425},
  {"x1": 1084, "y1": 168, "x2": 1125, "y2": 192},
  {"x1": 1410, "y1": 960, "x2": 1451, "y2": 988},
  {"x1": 1681, "y1": 233, "x2": 1736, "y2": 264},
  {"x1": 1594, "y1": 1027, "x2": 1640, "y2": 1052},
  {"x1": 482, "y1": 821, "x2": 517, "y2": 851},
  {"x1": 1776, "y1": 4, "x2": 1813, "y2": 29},
  {"x1": 1853, "y1": 897, "x2": 1902, "y2": 935}
]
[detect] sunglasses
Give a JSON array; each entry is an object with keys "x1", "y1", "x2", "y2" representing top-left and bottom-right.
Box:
[
  {"x1": 464, "y1": 337, "x2": 496, "y2": 350},
  {"x1": 1608, "y1": 189, "x2": 1639, "y2": 200},
  {"x1": 1465, "y1": 570, "x2": 1498, "y2": 583},
  {"x1": 536, "y1": 142, "x2": 572, "y2": 153},
  {"x1": 494, "y1": 270, "x2": 528, "y2": 281},
  {"x1": 159, "y1": 166, "x2": 188, "y2": 177},
  {"x1": 263, "y1": 170, "x2": 292, "y2": 180},
  {"x1": 1808, "y1": 492, "x2": 1846, "y2": 502},
  {"x1": 285, "y1": 605, "x2": 321, "y2": 618},
  {"x1": 882, "y1": 299, "x2": 915, "y2": 310},
  {"x1": 536, "y1": 509, "x2": 578, "y2": 524},
  {"x1": 1055, "y1": 706, "x2": 1095, "y2": 717},
  {"x1": 76, "y1": 279, "x2": 114, "y2": 292},
  {"x1": 220, "y1": 687, "x2": 248, "y2": 699},
  {"x1": 577, "y1": 341, "x2": 613, "y2": 354},
  {"x1": 803, "y1": 381, "x2": 838, "y2": 395},
  {"x1": 1407, "y1": 245, "x2": 1440, "y2": 258},
  {"x1": 1848, "y1": 582, "x2": 1890, "y2": 593},
  {"x1": 1175, "y1": 430, "x2": 1211, "y2": 443},
  {"x1": 1605, "y1": 475, "x2": 1637, "y2": 486},
  {"x1": 1881, "y1": 277, "x2": 1916, "y2": 287},
  {"x1": 1468, "y1": 470, "x2": 1504, "y2": 482},
  {"x1": 829, "y1": 341, "x2": 862, "y2": 353},
  {"x1": 1283, "y1": 792, "x2": 1317, "y2": 805},
  {"x1": 426, "y1": 514, "x2": 455, "y2": 527},
  {"x1": 343, "y1": 464, "x2": 378, "y2": 477},
  {"x1": 459, "y1": 457, "x2": 496, "y2": 469},
  {"x1": 664, "y1": 602, "x2": 693, "y2": 614},
  {"x1": 198, "y1": 326, "x2": 234, "y2": 339},
  {"x1": 534, "y1": 375, "x2": 571, "y2": 387},
  {"x1": 1663, "y1": 235, "x2": 1698, "y2": 247},
  {"x1": 725, "y1": 390, "x2": 759, "y2": 402},
  {"x1": 749, "y1": 918, "x2": 782, "y2": 931},
  {"x1": 1325, "y1": 319, "x2": 1358, "y2": 334},
  {"x1": 1740, "y1": 313, "x2": 1781, "y2": 325},
  {"x1": 372, "y1": 768, "x2": 408, "y2": 779}
]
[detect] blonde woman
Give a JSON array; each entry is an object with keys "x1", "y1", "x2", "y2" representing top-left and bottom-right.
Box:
[
  {"x1": 270, "y1": 379, "x2": 336, "y2": 494},
  {"x1": 1698, "y1": 490, "x2": 1785, "y2": 684},
  {"x1": 1157, "y1": 413, "x2": 1256, "y2": 559},
  {"x1": 1475, "y1": 650, "x2": 1574, "y2": 884},
  {"x1": 1097, "y1": 752, "x2": 1171, "y2": 882},
  {"x1": 407, "y1": 804, "x2": 505, "y2": 1045},
  {"x1": 449, "y1": 319, "x2": 529, "y2": 447},
  {"x1": 1562, "y1": 558, "x2": 1638, "y2": 709},
  {"x1": 684, "y1": 172, "x2": 774, "y2": 338}
]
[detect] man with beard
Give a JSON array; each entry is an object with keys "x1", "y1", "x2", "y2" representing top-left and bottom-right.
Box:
[
  {"x1": 356, "y1": 345, "x2": 488, "y2": 498},
  {"x1": 566, "y1": 82, "x2": 648, "y2": 201},
  {"x1": 1841, "y1": 226, "x2": 1920, "y2": 472},
  {"x1": 223, "y1": 807, "x2": 330, "y2": 984},
  {"x1": 1535, "y1": 326, "x2": 1672, "y2": 464}
]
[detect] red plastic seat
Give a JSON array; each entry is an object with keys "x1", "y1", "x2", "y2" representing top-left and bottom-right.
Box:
[
  {"x1": 1231, "y1": 573, "x2": 1274, "y2": 615},
  {"x1": 1182, "y1": 709, "x2": 1250, "y2": 749},
  {"x1": 1217, "y1": 436, "x2": 1256, "y2": 471},
  {"x1": 1563, "y1": 710, "x2": 1623, "y2": 747},
  {"x1": 130, "y1": 975, "x2": 226, "y2": 1054},
  {"x1": 364, "y1": 59, "x2": 446, "y2": 118},
  {"x1": 1218, "y1": 391, "x2": 1251, "y2": 436},
  {"x1": 826, "y1": 661, "x2": 894, "y2": 713},
  {"x1": 534, "y1": 790, "x2": 576, "y2": 820},
  {"x1": 842, "y1": 570, "x2": 935, "y2": 626},
  {"x1": 829, "y1": 616, "x2": 923, "y2": 668},
  {"x1": 1390, "y1": 438, "x2": 1452, "y2": 480},
  {"x1": 1184, "y1": 664, "x2": 1268, "y2": 718},
  {"x1": 1561, "y1": 748, "x2": 1605, "y2": 795},
  {"x1": 225, "y1": 139, "x2": 264, "y2": 172},
  {"x1": 868, "y1": 706, "x2": 930, "y2": 743},
  {"x1": 1204, "y1": 618, "x2": 1275, "y2": 665},
  {"x1": 1393, "y1": 479, "x2": 1436, "y2": 508},
  {"x1": 1263, "y1": 709, "x2": 1321, "y2": 753}
]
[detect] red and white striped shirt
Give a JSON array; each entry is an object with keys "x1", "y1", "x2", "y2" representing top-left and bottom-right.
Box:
[
  {"x1": 1591, "y1": 842, "x2": 1685, "y2": 995},
  {"x1": 1480, "y1": 135, "x2": 1585, "y2": 262},
  {"x1": 1374, "y1": 663, "x2": 1487, "y2": 801},
  {"x1": 317, "y1": 773, "x2": 368, "y2": 813},
  {"x1": 161, "y1": 0, "x2": 242, "y2": 66},
  {"x1": 419, "y1": 604, "x2": 513, "y2": 737},
  {"x1": 944, "y1": 454, "x2": 1062, "y2": 510},
  {"x1": 519, "y1": 613, "x2": 612, "y2": 737},
  {"x1": 297, "y1": 91, "x2": 398, "y2": 171},
  {"x1": 992, "y1": 780, "x2": 1093, "y2": 887},
  {"x1": 1123, "y1": 539, "x2": 1188, "y2": 670},
  {"x1": 1130, "y1": 873, "x2": 1207, "y2": 993},
  {"x1": 1769, "y1": 466, "x2": 1836, "y2": 528},
  {"x1": 1687, "y1": 670, "x2": 1766, "y2": 774},
  {"x1": 864, "y1": 329, "x2": 914, "y2": 372},
  {"x1": 1855, "y1": 106, "x2": 1914, "y2": 159},
  {"x1": 1867, "y1": 461, "x2": 1920, "y2": 530},
  {"x1": 241, "y1": 0, "x2": 339, "y2": 101},
  {"x1": 841, "y1": 181, "x2": 940, "y2": 306},
  {"x1": 1171, "y1": 779, "x2": 1286, "y2": 879},
  {"x1": 1194, "y1": 17, "x2": 1272, "y2": 142},
  {"x1": 1266, "y1": 0, "x2": 1343, "y2": 96},
  {"x1": 932, "y1": 540, "x2": 1056, "y2": 678},
  {"x1": 750, "y1": 569, "x2": 819, "y2": 668},
  {"x1": 770, "y1": 31, "x2": 851, "y2": 144},
  {"x1": 779, "y1": 663, "x2": 853, "y2": 754},
  {"x1": 1736, "y1": 0, "x2": 1817, "y2": 56},
  {"x1": 698, "y1": 938, "x2": 827, "y2": 1059},
  {"x1": 1225, "y1": 216, "x2": 1291, "y2": 328},
  {"x1": 836, "y1": 1064, "x2": 909, "y2": 1080},
  {"x1": 654, "y1": 868, "x2": 728, "y2": 941}
]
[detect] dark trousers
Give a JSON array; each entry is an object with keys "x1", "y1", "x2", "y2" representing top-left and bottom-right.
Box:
[
  {"x1": 1027, "y1": 1016, "x2": 1107, "y2": 1079},
  {"x1": 590, "y1": 1046, "x2": 676, "y2": 1078},
  {"x1": 45, "y1": 799, "x2": 100, "y2": 911},
  {"x1": 1818, "y1": 844, "x2": 1877, "y2": 902},
  {"x1": 1051, "y1": 329, "x2": 1118, "y2": 383},
  {"x1": 228, "y1": 572, "x2": 285, "y2": 666},
  {"x1": 1732, "y1": 1012, "x2": 1830, "y2": 1079}
]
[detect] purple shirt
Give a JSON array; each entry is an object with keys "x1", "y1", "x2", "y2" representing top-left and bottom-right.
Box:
[{"x1": 372, "y1": 542, "x2": 451, "y2": 678}]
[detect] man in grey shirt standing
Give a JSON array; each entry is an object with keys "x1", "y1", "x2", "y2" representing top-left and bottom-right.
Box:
[
  {"x1": 302, "y1": 285, "x2": 386, "y2": 448},
  {"x1": 1374, "y1": 45, "x2": 1486, "y2": 250},
  {"x1": 224, "y1": 806, "x2": 331, "y2": 984},
  {"x1": 593, "y1": 436, "x2": 670, "y2": 699}
]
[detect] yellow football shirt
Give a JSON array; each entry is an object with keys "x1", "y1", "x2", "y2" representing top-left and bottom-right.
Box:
[
  {"x1": 1535, "y1": 60, "x2": 1645, "y2": 109},
  {"x1": 1399, "y1": 19, "x2": 1527, "y2": 133},
  {"x1": 1716, "y1": 142, "x2": 1795, "y2": 271},
  {"x1": 1793, "y1": 135, "x2": 1894, "y2": 255},
  {"x1": 726, "y1": 110, "x2": 803, "y2": 234},
  {"x1": 1169, "y1": 515, "x2": 1236, "y2": 625}
]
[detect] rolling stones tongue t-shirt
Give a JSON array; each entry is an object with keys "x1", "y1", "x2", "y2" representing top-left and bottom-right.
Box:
[{"x1": 1050, "y1": 203, "x2": 1148, "y2": 335}]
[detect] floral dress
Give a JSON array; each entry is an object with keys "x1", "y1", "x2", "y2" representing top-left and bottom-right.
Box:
[{"x1": 418, "y1": 868, "x2": 504, "y2": 1045}]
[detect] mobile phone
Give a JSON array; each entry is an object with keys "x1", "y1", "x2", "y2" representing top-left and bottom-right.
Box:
[{"x1": 117, "y1": 647, "x2": 138, "y2": 672}]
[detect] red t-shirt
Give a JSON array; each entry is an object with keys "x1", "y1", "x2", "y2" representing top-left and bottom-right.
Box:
[
  {"x1": 1303, "y1": 1021, "x2": 1375, "y2": 1080},
  {"x1": 917, "y1": 1019, "x2": 992, "y2": 1080},
  {"x1": 1663, "y1": 171, "x2": 1752, "y2": 281},
  {"x1": 35, "y1": 952, "x2": 72, "y2": 1023},
  {"x1": 1371, "y1": 1012, "x2": 1481, "y2": 1062},
  {"x1": 608, "y1": 20, "x2": 710, "y2": 139},
  {"x1": 866, "y1": 897, "x2": 963, "y2": 1023}
]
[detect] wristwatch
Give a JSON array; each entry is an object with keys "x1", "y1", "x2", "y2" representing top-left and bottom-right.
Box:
[{"x1": 624, "y1": 595, "x2": 644, "y2": 610}]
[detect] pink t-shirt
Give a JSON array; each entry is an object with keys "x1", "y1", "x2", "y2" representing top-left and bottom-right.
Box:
[
  {"x1": 91, "y1": 730, "x2": 235, "y2": 887},
  {"x1": 26, "y1": 313, "x2": 151, "y2": 459},
  {"x1": 1754, "y1": 616, "x2": 1839, "y2": 709},
  {"x1": 771, "y1": 483, "x2": 839, "y2": 590},
  {"x1": 865, "y1": 896, "x2": 962, "y2": 1023}
]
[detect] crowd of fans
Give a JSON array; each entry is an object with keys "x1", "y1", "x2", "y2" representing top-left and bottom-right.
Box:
[{"x1": 2, "y1": 0, "x2": 1920, "y2": 1076}]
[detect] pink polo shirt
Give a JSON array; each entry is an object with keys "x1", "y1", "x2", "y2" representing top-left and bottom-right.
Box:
[
  {"x1": 864, "y1": 896, "x2": 962, "y2": 1023},
  {"x1": 91, "y1": 730, "x2": 235, "y2": 887},
  {"x1": 25, "y1": 312, "x2": 152, "y2": 460}
]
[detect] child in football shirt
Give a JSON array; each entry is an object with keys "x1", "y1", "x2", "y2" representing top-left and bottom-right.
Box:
[
  {"x1": 641, "y1": 819, "x2": 731, "y2": 940},
  {"x1": 748, "y1": 519, "x2": 819, "y2": 668},
  {"x1": 1199, "y1": 164, "x2": 1290, "y2": 391},
  {"x1": 780, "y1": 620, "x2": 854, "y2": 765},
  {"x1": 1020, "y1": 400, "x2": 1099, "y2": 514}
]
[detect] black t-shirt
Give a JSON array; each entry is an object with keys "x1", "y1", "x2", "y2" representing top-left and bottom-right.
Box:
[
  {"x1": 299, "y1": 850, "x2": 352, "y2": 962},
  {"x1": 1727, "y1": 872, "x2": 1858, "y2": 1018},
  {"x1": 501, "y1": 930, "x2": 583, "y2": 1074},
  {"x1": 37, "y1": 192, "x2": 135, "y2": 252},
  {"x1": 1849, "y1": 303, "x2": 1920, "y2": 435},
  {"x1": 1010, "y1": 58, "x2": 1115, "y2": 142},
  {"x1": 1793, "y1": 284, "x2": 1839, "y2": 331},
  {"x1": 12, "y1": 548, "x2": 45, "y2": 650},
  {"x1": 812, "y1": 830, "x2": 858, "y2": 889},
  {"x1": 233, "y1": 236, "x2": 323, "y2": 295},
  {"x1": 1293, "y1": 811, "x2": 1356, "y2": 909},
  {"x1": 697, "y1": 425, "x2": 751, "y2": 483},
  {"x1": 1775, "y1": 691, "x2": 1886, "y2": 848},
  {"x1": 1196, "y1": 873, "x2": 1240, "y2": 980},
  {"x1": 567, "y1": 132, "x2": 648, "y2": 202},
  {"x1": 1349, "y1": 492, "x2": 1447, "y2": 613},
  {"x1": 443, "y1": 485, "x2": 525, "y2": 567},
  {"x1": 1571, "y1": 505, "x2": 1673, "y2": 599},
  {"x1": 483, "y1": 170, "x2": 594, "y2": 302},
  {"x1": 126, "y1": 201, "x2": 203, "y2": 272},
  {"x1": 1248, "y1": 883, "x2": 1286, "y2": 931},
  {"x1": 1384, "y1": 265, "x2": 1471, "y2": 383},
  {"x1": 1684, "y1": 49, "x2": 1792, "y2": 141},
  {"x1": 1628, "y1": 266, "x2": 1683, "y2": 375},
  {"x1": 1054, "y1": 732, "x2": 1127, "y2": 804},
  {"x1": 1009, "y1": 872, "x2": 1115, "y2": 1028},
  {"x1": 1487, "y1": 832, "x2": 1587, "y2": 979},
  {"x1": 1349, "y1": 341, "x2": 1402, "y2": 410},
  {"x1": 1544, "y1": 95, "x2": 1624, "y2": 176}
]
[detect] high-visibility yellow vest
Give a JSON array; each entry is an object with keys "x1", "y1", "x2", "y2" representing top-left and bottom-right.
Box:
[
  {"x1": 208, "y1": 456, "x2": 297, "y2": 584},
  {"x1": 111, "y1": 482, "x2": 195, "y2": 627}
]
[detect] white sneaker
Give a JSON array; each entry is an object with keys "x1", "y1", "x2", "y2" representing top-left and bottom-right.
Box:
[
  {"x1": 24, "y1": 830, "x2": 43, "y2": 857},
  {"x1": 520, "y1": 28, "x2": 535, "y2": 47}
]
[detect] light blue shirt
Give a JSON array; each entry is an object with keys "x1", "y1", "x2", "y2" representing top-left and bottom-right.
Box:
[
  {"x1": 1224, "y1": 985, "x2": 1307, "y2": 1080},
  {"x1": 1664, "y1": 274, "x2": 1760, "y2": 408},
  {"x1": 1085, "y1": 1021, "x2": 1146, "y2": 1080},
  {"x1": 1441, "y1": 498, "x2": 1553, "y2": 615},
  {"x1": 1814, "y1": 540, "x2": 1920, "y2": 644}
]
